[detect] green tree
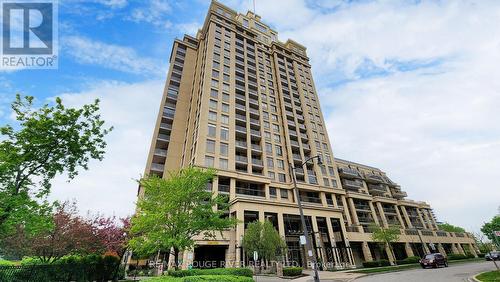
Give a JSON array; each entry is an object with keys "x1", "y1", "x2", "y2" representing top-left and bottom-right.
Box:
[
  {"x1": 370, "y1": 224, "x2": 400, "y2": 264},
  {"x1": 128, "y1": 167, "x2": 237, "y2": 269},
  {"x1": 481, "y1": 216, "x2": 500, "y2": 245},
  {"x1": 0, "y1": 94, "x2": 112, "y2": 236},
  {"x1": 438, "y1": 222, "x2": 466, "y2": 233},
  {"x1": 241, "y1": 220, "x2": 286, "y2": 263}
]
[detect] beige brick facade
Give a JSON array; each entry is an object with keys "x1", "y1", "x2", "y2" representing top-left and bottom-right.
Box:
[{"x1": 138, "y1": 1, "x2": 476, "y2": 269}]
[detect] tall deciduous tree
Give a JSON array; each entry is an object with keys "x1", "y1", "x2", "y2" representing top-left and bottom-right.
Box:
[
  {"x1": 0, "y1": 94, "x2": 112, "y2": 235},
  {"x1": 370, "y1": 224, "x2": 400, "y2": 264},
  {"x1": 128, "y1": 167, "x2": 237, "y2": 269},
  {"x1": 481, "y1": 216, "x2": 500, "y2": 245},
  {"x1": 241, "y1": 220, "x2": 286, "y2": 263}
]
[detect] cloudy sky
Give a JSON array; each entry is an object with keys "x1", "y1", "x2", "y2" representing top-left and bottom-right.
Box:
[{"x1": 1, "y1": 0, "x2": 499, "y2": 234}]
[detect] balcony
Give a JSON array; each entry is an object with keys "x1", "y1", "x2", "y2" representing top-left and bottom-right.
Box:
[
  {"x1": 250, "y1": 129, "x2": 261, "y2": 137},
  {"x1": 236, "y1": 182, "x2": 265, "y2": 197},
  {"x1": 251, "y1": 144, "x2": 262, "y2": 152},
  {"x1": 342, "y1": 179, "x2": 363, "y2": 190},
  {"x1": 159, "y1": 123, "x2": 172, "y2": 131},
  {"x1": 218, "y1": 184, "x2": 230, "y2": 194},
  {"x1": 391, "y1": 189, "x2": 407, "y2": 199},
  {"x1": 339, "y1": 167, "x2": 361, "y2": 178},
  {"x1": 293, "y1": 153, "x2": 302, "y2": 161},
  {"x1": 290, "y1": 140, "x2": 300, "y2": 147},
  {"x1": 300, "y1": 195, "x2": 322, "y2": 204},
  {"x1": 235, "y1": 93, "x2": 246, "y2": 101},
  {"x1": 249, "y1": 118, "x2": 260, "y2": 125},
  {"x1": 154, "y1": 148, "x2": 167, "y2": 157},
  {"x1": 235, "y1": 140, "x2": 247, "y2": 149},
  {"x1": 150, "y1": 163, "x2": 165, "y2": 172},
  {"x1": 249, "y1": 108, "x2": 259, "y2": 116},
  {"x1": 367, "y1": 183, "x2": 387, "y2": 195},
  {"x1": 355, "y1": 204, "x2": 371, "y2": 212},
  {"x1": 295, "y1": 168, "x2": 305, "y2": 175},
  {"x1": 251, "y1": 158, "x2": 263, "y2": 167},
  {"x1": 235, "y1": 155, "x2": 248, "y2": 163},
  {"x1": 157, "y1": 134, "x2": 170, "y2": 142},
  {"x1": 235, "y1": 125, "x2": 247, "y2": 135},
  {"x1": 235, "y1": 103, "x2": 246, "y2": 111},
  {"x1": 365, "y1": 173, "x2": 386, "y2": 183},
  {"x1": 302, "y1": 143, "x2": 311, "y2": 151},
  {"x1": 346, "y1": 226, "x2": 360, "y2": 233},
  {"x1": 236, "y1": 114, "x2": 247, "y2": 122},
  {"x1": 383, "y1": 207, "x2": 397, "y2": 215}
]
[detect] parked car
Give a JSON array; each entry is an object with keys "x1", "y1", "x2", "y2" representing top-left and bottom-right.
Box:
[
  {"x1": 420, "y1": 253, "x2": 448, "y2": 268},
  {"x1": 485, "y1": 251, "x2": 500, "y2": 261}
]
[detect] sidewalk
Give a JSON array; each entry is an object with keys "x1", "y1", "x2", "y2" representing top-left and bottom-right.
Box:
[{"x1": 253, "y1": 270, "x2": 365, "y2": 282}]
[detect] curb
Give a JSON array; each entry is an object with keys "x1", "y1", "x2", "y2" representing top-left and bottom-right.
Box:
[{"x1": 469, "y1": 272, "x2": 481, "y2": 282}]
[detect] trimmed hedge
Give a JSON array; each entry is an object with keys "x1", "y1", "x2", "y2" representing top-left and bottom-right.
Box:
[
  {"x1": 447, "y1": 254, "x2": 468, "y2": 260},
  {"x1": 477, "y1": 253, "x2": 485, "y2": 258},
  {"x1": 396, "y1": 256, "x2": 420, "y2": 265},
  {"x1": 147, "y1": 275, "x2": 254, "y2": 282},
  {"x1": 362, "y1": 259, "x2": 391, "y2": 268},
  {"x1": 168, "y1": 268, "x2": 253, "y2": 278},
  {"x1": 282, "y1": 267, "x2": 302, "y2": 277},
  {"x1": 0, "y1": 254, "x2": 121, "y2": 282}
]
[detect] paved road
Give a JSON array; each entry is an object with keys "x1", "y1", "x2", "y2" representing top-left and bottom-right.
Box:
[{"x1": 355, "y1": 261, "x2": 497, "y2": 282}]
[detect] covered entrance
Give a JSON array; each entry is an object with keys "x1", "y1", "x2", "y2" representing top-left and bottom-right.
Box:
[{"x1": 193, "y1": 245, "x2": 227, "y2": 268}]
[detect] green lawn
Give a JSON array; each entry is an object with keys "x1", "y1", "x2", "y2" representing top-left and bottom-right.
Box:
[{"x1": 476, "y1": 270, "x2": 500, "y2": 282}]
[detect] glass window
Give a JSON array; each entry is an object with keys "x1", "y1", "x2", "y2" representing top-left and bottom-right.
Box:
[
  {"x1": 221, "y1": 114, "x2": 229, "y2": 124},
  {"x1": 208, "y1": 124, "x2": 216, "y2": 137},
  {"x1": 268, "y1": 171, "x2": 275, "y2": 180},
  {"x1": 210, "y1": 88, "x2": 218, "y2": 98},
  {"x1": 211, "y1": 79, "x2": 218, "y2": 88},
  {"x1": 275, "y1": 145, "x2": 282, "y2": 156},
  {"x1": 219, "y1": 158, "x2": 228, "y2": 169},
  {"x1": 221, "y1": 127, "x2": 229, "y2": 141},
  {"x1": 267, "y1": 157, "x2": 274, "y2": 168},
  {"x1": 272, "y1": 124, "x2": 279, "y2": 132},
  {"x1": 264, "y1": 131, "x2": 271, "y2": 140},
  {"x1": 212, "y1": 70, "x2": 219, "y2": 78},
  {"x1": 280, "y1": 189, "x2": 288, "y2": 199},
  {"x1": 206, "y1": 139, "x2": 215, "y2": 153},
  {"x1": 213, "y1": 61, "x2": 220, "y2": 69},
  {"x1": 278, "y1": 173, "x2": 286, "y2": 183},
  {"x1": 274, "y1": 134, "x2": 281, "y2": 142},
  {"x1": 205, "y1": 156, "x2": 214, "y2": 167},
  {"x1": 220, "y1": 143, "x2": 228, "y2": 156},
  {"x1": 328, "y1": 166, "x2": 335, "y2": 176},
  {"x1": 222, "y1": 103, "x2": 229, "y2": 113},
  {"x1": 223, "y1": 83, "x2": 230, "y2": 91},
  {"x1": 222, "y1": 93, "x2": 230, "y2": 102},
  {"x1": 323, "y1": 178, "x2": 330, "y2": 187},
  {"x1": 208, "y1": 111, "x2": 217, "y2": 121},
  {"x1": 271, "y1": 114, "x2": 278, "y2": 121},
  {"x1": 223, "y1": 74, "x2": 230, "y2": 82},
  {"x1": 269, "y1": 187, "x2": 277, "y2": 197},
  {"x1": 265, "y1": 142, "x2": 272, "y2": 153},
  {"x1": 277, "y1": 159, "x2": 284, "y2": 169},
  {"x1": 209, "y1": 99, "x2": 217, "y2": 109}
]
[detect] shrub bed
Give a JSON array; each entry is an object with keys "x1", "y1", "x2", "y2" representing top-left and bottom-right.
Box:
[
  {"x1": 362, "y1": 259, "x2": 391, "y2": 268},
  {"x1": 282, "y1": 267, "x2": 302, "y2": 277},
  {"x1": 168, "y1": 268, "x2": 253, "y2": 278},
  {"x1": 447, "y1": 254, "x2": 469, "y2": 260},
  {"x1": 147, "y1": 275, "x2": 254, "y2": 282},
  {"x1": 396, "y1": 256, "x2": 420, "y2": 265}
]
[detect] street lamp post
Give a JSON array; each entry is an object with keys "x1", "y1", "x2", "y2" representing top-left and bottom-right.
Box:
[{"x1": 290, "y1": 155, "x2": 322, "y2": 282}]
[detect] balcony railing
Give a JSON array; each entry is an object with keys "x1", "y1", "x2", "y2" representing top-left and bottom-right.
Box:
[
  {"x1": 235, "y1": 140, "x2": 247, "y2": 148},
  {"x1": 251, "y1": 144, "x2": 261, "y2": 151},
  {"x1": 218, "y1": 184, "x2": 230, "y2": 193},
  {"x1": 150, "y1": 163, "x2": 165, "y2": 172},
  {"x1": 251, "y1": 159, "x2": 263, "y2": 166},
  {"x1": 300, "y1": 195, "x2": 322, "y2": 204},
  {"x1": 365, "y1": 173, "x2": 385, "y2": 183},
  {"x1": 157, "y1": 134, "x2": 170, "y2": 142},
  {"x1": 235, "y1": 155, "x2": 248, "y2": 163},
  {"x1": 342, "y1": 179, "x2": 363, "y2": 189},
  {"x1": 346, "y1": 226, "x2": 360, "y2": 232},
  {"x1": 236, "y1": 186, "x2": 265, "y2": 197},
  {"x1": 368, "y1": 184, "x2": 387, "y2": 193},
  {"x1": 154, "y1": 148, "x2": 167, "y2": 157},
  {"x1": 339, "y1": 167, "x2": 361, "y2": 178},
  {"x1": 250, "y1": 129, "x2": 261, "y2": 137},
  {"x1": 405, "y1": 229, "x2": 419, "y2": 236}
]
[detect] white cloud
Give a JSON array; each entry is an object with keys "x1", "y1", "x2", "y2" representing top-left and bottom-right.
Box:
[
  {"x1": 222, "y1": 0, "x2": 500, "y2": 232},
  {"x1": 127, "y1": 0, "x2": 172, "y2": 28},
  {"x1": 63, "y1": 36, "x2": 165, "y2": 76},
  {"x1": 48, "y1": 80, "x2": 164, "y2": 218}
]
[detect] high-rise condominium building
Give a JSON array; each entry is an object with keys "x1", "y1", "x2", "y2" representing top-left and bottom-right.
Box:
[{"x1": 139, "y1": 1, "x2": 476, "y2": 269}]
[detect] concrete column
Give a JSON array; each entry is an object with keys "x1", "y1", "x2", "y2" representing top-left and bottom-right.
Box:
[
  {"x1": 347, "y1": 198, "x2": 360, "y2": 232},
  {"x1": 332, "y1": 194, "x2": 339, "y2": 209},
  {"x1": 326, "y1": 217, "x2": 340, "y2": 267},
  {"x1": 339, "y1": 220, "x2": 356, "y2": 267},
  {"x1": 320, "y1": 192, "x2": 328, "y2": 207},
  {"x1": 235, "y1": 208, "x2": 245, "y2": 265},
  {"x1": 277, "y1": 212, "x2": 286, "y2": 237},
  {"x1": 404, "y1": 242, "x2": 415, "y2": 258},
  {"x1": 362, "y1": 241, "x2": 373, "y2": 262},
  {"x1": 395, "y1": 206, "x2": 406, "y2": 228},
  {"x1": 468, "y1": 244, "x2": 478, "y2": 257},
  {"x1": 341, "y1": 195, "x2": 353, "y2": 225},
  {"x1": 229, "y1": 178, "x2": 236, "y2": 200},
  {"x1": 265, "y1": 183, "x2": 270, "y2": 200},
  {"x1": 437, "y1": 243, "x2": 446, "y2": 257},
  {"x1": 376, "y1": 202, "x2": 389, "y2": 228},
  {"x1": 368, "y1": 201, "x2": 380, "y2": 226},
  {"x1": 416, "y1": 209, "x2": 427, "y2": 229},
  {"x1": 400, "y1": 206, "x2": 413, "y2": 228},
  {"x1": 311, "y1": 216, "x2": 326, "y2": 265},
  {"x1": 456, "y1": 243, "x2": 465, "y2": 255},
  {"x1": 422, "y1": 210, "x2": 433, "y2": 230},
  {"x1": 451, "y1": 243, "x2": 459, "y2": 254}
]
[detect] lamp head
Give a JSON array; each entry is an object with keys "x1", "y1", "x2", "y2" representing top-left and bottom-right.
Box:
[{"x1": 316, "y1": 155, "x2": 323, "y2": 165}]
